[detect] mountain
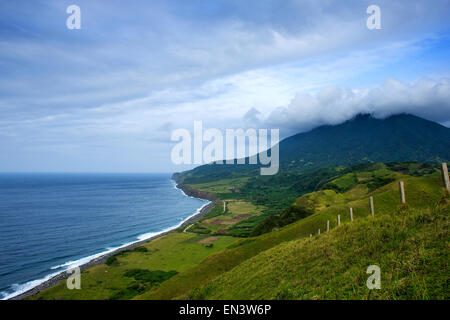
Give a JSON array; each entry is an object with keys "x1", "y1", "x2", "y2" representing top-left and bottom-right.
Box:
[
  {"x1": 279, "y1": 113, "x2": 449, "y2": 169},
  {"x1": 175, "y1": 113, "x2": 450, "y2": 183}
]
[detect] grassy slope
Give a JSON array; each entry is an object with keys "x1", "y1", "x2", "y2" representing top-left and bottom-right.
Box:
[
  {"x1": 189, "y1": 197, "x2": 449, "y2": 299},
  {"x1": 31, "y1": 232, "x2": 237, "y2": 300},
  {"x1": 137, "y1": 169, "x2": 446, "y2": 300},
  {"x1": 33, "y1": 164, "x2": 447, "y2": 300}
]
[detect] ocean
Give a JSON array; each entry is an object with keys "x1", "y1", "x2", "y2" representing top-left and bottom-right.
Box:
[{"x1": 0, "y1": 173, "x2": 209, "y2": 299}]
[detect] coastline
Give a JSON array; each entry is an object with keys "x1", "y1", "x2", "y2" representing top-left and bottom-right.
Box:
[{"x1": 9, "y1": 179, "x2": 214, "y2": 300}]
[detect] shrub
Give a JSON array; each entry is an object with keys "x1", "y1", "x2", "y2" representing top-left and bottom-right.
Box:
[
  {"x1": 106, "y1": 255, "x2": 118, "y2": 266},
  {"x1": 251, "y1": 205, "x2": 313, "y2": 236},
  {"x1": 124, "y1": 269, "x2": 178, "y2": 285}
]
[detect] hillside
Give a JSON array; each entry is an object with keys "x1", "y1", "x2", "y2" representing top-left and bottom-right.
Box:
[
  {"x1": 189, "y1": 197, "x2": 449, "y2": 299},
  {"x1": 174, "y1": 114, "x2": 450, "y2": 237},
  {"x1": 177, "y1": 162, "x2": 442, "y2": 237},
  {"x1": 30, "y1": 163, "x2": 448, "y2": 300},
  {"x1": 136, "y1": 163, "x2": 448, "y2": 300}
]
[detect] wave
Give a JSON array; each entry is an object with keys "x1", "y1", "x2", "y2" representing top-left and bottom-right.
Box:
[
  {"x1": 1, "y1": 179, "x2": 210, "y2": 300},
  {"x1": 172, "y1": 180, "x2": 199, "y2": 200},
  {"x1": 0, "y1": 271, "x2": 61, "y2": 300}
]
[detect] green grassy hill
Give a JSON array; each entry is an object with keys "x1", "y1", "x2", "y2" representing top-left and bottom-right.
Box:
[
  {"x1": 178, "y1": 162, "x2": 441, "y2": 237},
  {"x1": 175, "y1": 114, "x2": 450, "y2": 236},
  {"x1": 136, "y1": 164, "x2": 449, "y2": 300},
  {"x1": 31, "y1": 163, "x2": 448, "y2": 300},
  {"x1": 189, "y1": 198, "x2": 449, "y2": 299}
]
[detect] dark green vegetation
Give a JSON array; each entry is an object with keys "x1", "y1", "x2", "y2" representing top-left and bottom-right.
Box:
[
  {"x1": 33, "y1": 163, "x2": 448, "y2": 300},
  {"x1": 109, "y1": 269, "x2": 178, "y2": 300},
  {"x1": 182, "y1": 162, "x2": 442, "y2": 237},
  {"x1": 185, "y1": 200, "x2": 265, "y2": 237},
  {"x1": 124, "y1": 269, "x2": 178, "y2": 285},
  {"x1": 175, "y1": 114, "x2": 450, "y2": 184},
  {"x1": 105, "y1": 256, "x2": 117, "y2": 266},
  {"x1": 175, "y1": 114, "x2": 450, "y2": 237},
  {"x1": 251, "y1": 205, "x2": 312, "y2": 236},
  {"x1": 32, "y1": 114, "x2": 449, "y2": 300},
  {"x1": 137, "y1": 163, "x2": 449, "y2": 300}
]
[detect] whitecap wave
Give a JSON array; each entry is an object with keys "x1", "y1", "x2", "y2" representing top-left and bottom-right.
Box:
[
  {"x1": 172, "y1": 180, "x2": 199, "y2": 199},
  {"x1": 0, "y1": 270, "x2": 60, "y2": 300}
]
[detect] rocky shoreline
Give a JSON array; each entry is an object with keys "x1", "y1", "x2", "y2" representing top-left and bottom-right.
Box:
[
  {"x1": 172, "y1": 175, "x2": 217, "y2": 201},
  {"x1": 10, "y1": 181, "x2": 214, "y2": 300}
]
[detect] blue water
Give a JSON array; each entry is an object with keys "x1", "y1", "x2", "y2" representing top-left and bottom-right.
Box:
[{"x1": 0, "y1": 173, "x2": 209, "y2": 299}]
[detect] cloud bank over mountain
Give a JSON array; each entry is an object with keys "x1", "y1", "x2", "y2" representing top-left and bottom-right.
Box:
[{"x1": 260, "y1": 77, "x2": 450, "y2": 135}]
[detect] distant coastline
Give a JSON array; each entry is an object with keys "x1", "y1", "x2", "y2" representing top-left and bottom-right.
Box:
[{"x1": 9, "y1": 179, "x2": 213, "y2": 300}]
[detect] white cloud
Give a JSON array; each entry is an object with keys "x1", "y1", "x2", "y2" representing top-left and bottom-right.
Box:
[
  {"x1": 1, "y1": 0, "x2": 450, "y2": 171},
  {"x1": 261, "y1": 77, "x2": 450, "y2": 135}
]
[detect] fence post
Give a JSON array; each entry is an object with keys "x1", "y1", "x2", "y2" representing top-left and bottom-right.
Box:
[
  {"x1": 337, "y1": 215, "x2": 341, "y2": 226},
  {"x1": 349, "y1": 207, "x2": 353, "y2": 222},
  {"x1": 399, "y1": 181, "x2": 406, "y2": 204},
  {"x1": 318, "y1": 229, "x2": 321, "y2": 235},
  {"x1": 442, "y1": 163, "x2": 450, "y2": 192},
  {"x1": 327, "y1": 220, "x2": 330, "y2": 232},
  {"x1": 370, "y1": 196, "x2": 374, "y2": 216},
  {"x1": 223, "y1": 201, "x2": 226, "y2": 212},
  {"x1": 310, "y1": 234, "x2": 312, "y2": 238}
]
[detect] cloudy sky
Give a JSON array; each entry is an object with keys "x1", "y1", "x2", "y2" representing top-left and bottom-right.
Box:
[{"x1": 1, "y1": 0, "x2": 450, "y2": 172}]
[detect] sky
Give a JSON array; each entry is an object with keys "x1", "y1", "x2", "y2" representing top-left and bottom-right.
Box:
[{"x1": 1, "y1": 0, "x2": 450, "y2": 173}]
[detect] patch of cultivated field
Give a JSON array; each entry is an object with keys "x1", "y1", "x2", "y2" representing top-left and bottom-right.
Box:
[{"x1": 186, "y1": 200, "x2": 264, "y2": 235}]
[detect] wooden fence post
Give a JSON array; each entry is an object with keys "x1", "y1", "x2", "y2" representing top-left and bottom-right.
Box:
[
  {"x1": 349, "y1": 207, "x2": 353, "y2": 222},
  {"x1": 442, "y1": 163, "x2": 450, "y2": 192},
  {"x1": 370, "y1": 196, "x2": 374, "y2": 216},
  {"x1": 318, "y1": 229, "x2": 321, "y2": 235},
  {"x1": 337, "y1": 215, "x2": 341, "y2": 226},
  {"x1": 310, "y1": 234, "x2": 312, "y2": 238},
  {"x1": 223, "y1": 201, "x2": 226, "y2": 213},
  {"x1": 399, "y1": 181, "x2": 406, "y2": 204},
  {"x1": 327, "y1": 220, "x2": 330, "y2": 232}
]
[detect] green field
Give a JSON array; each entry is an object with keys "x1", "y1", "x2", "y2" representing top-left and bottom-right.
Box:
[
  {"x1": 136, "y1": 165, "x2": 448, "y2": 300},
  {"x1": 31, "y1": 232, "x2": 237, "y2": 300},
  {"x1": 32, "y1": 162, "x2": 449, "y2": 300}
]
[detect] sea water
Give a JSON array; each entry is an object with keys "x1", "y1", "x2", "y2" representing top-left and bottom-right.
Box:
[{"x1": 0, "y1": 173, "x2": 208, "y2": 299}]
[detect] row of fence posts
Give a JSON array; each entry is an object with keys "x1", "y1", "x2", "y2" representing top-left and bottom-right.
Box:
[{"x1": 310, "y1": 162, "x2": 449, "y2": 238}]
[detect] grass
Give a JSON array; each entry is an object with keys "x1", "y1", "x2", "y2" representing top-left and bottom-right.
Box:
[
  {"x1": 187, "y1": 177, "x2": 250, "y2": 195},
  {"x1": 186, "y1": 200, "x2": 264, "y2": 236},
  {"x1": 324, "y1": 172, "x2": 358, "y2": 192},
  {"x1": 188, "y1": 195, "x2": 449, "y2": 299},
  {"x1": 31, "y1": 232, "x2": 237, "y2": 300},
  {"x1": 32, "y1": 162, "x2": 448, "y2": 300},
  {"x1": 135, "y1": 169, "x2": 446, "y2": 300}
]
